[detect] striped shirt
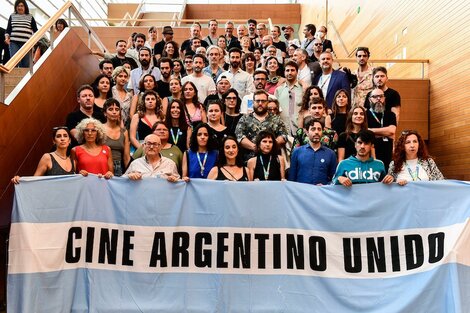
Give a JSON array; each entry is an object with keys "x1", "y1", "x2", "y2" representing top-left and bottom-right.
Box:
[{"x1": 6, "y1": 13, "x2": 38, "y2": 43}]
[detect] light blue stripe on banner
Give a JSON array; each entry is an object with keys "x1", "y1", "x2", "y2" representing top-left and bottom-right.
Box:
[
  {"x1": 8, "y1": 263, "x2": 470, "y2": 312},
  {"x1": 11, "y1": 177, "x2": 470, "y2": 232}
]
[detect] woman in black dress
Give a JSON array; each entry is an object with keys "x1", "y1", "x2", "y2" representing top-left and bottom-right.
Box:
[{"x1": 247, "y1": 130, "x2": 285, "y2": 181}]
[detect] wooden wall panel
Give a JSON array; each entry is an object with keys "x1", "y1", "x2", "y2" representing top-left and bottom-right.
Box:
[
  {"x1": 184, "y1": 4, "x2": 301, "y2": 25},
  {"x1": 0, "y1": 29, "x2": 99, "y2": 226},
  {"x1": 300, "y1": 0, "x2": 470, "y2": 180}
]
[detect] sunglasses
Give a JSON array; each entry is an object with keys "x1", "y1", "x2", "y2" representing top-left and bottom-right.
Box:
[{"x1": 52, "y1": 126, "x2": 69, "y2": 131}]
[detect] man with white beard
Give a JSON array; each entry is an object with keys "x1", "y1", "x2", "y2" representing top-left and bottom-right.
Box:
[{"x1": 367, "y1": 88, "x2": 396, "y2": 171}]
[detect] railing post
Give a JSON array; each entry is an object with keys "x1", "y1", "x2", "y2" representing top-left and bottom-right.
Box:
[
  {"x1": 422, "y1": 63, "x2": 425, "y2": 79},
  {"x1": 88, "y1": 30, "x2": 91, "y2": 49},
  {"x1": 68, "y1": 8, "x2": 72, "y2": 27},
  {"x1": 50, "y1": 26, "x2": 54, "y2": 50},
  {"x1": 0, "y1": 73, "x2": 5, "y2": 103},
  {"x1": 29, "y1": 50, "x2": 33, "y2": 74}
]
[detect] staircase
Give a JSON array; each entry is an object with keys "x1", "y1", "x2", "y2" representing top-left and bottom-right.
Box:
[{"x1": 4, "y1": 68, "x2": 30, "y2": 100}]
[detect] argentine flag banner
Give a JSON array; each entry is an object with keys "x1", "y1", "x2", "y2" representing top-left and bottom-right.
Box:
[{"x1": 8, "y1": 176, "x2": 470, "y2": 312}]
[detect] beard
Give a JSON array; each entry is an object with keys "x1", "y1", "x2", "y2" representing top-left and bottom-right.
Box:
[
  {"x1": 254, "y1": 104, "x2": 267, "y2": 115},
  {"x1": 372, "y1": 102, "x2": 385, "y2": 114},
  {"x1": 140, "y1": 59, "x2": 150, "y2": 67},
  {"x1": 230, "y1": 61, "x2": 240, "y2": 69}
]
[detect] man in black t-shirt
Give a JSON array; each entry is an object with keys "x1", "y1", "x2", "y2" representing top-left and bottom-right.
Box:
[
  {"x1": 364, "y1": 66, "x2": 401, "y2": 122},
  {"x1": 65, "y1": 85, "x2": 106, "y2": 146},
  {"x1": 366, "y1": 88, "x2": 397, "y2": 171},
  {"x1": 156, "y1": 57, "x2": 172, "y2": 99},
  {"x1": 154, "y1": 26, "x2": 174, "y2": 60}
]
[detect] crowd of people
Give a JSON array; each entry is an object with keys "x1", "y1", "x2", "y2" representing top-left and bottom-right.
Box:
[{"x1": 10, "y1": 16, "x2": 444, "y2": 186}]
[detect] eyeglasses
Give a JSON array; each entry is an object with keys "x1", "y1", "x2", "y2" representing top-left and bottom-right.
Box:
[
  {"x1": 83, "y1": 128, "x2": 97, "y2": 133},
  {"x1": 225, "y1": 96, "x2": 237, "y2": 100},
  {"x1": 145, "y1": 142, "x2": 161, "y2": 147},
  {"x1": 401, "y1": 130, "x2": 417, "y2": 136},
  {"x1": 370, "y1": 95, "x2": 385, "y2": 99},
  {"x1": 53, "y1": 126, "x2": 68, "y2": 131},
  {"x1": 254, "y1": 99, "x2": 268, "y2": 103},
  {"x1": 184, "y1": 60, "x2": 192, "y2": 64},
  {"x1": 314, "y1": 43, "x2": 323, "y2": 46}
]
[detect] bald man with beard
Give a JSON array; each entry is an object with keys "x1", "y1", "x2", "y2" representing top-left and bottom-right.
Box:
[{"x1": 366, "y1": 88, "x2": 397, "y2": 171}]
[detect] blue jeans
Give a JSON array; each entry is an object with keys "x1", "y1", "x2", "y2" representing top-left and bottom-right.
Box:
[{"x1": 9, "y1": 41, "x2": 30, "y2": 68}]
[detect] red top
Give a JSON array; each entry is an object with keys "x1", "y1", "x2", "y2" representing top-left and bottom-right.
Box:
[{"x1": 75, "y1": 145, "x2": 110, "y2": 174}]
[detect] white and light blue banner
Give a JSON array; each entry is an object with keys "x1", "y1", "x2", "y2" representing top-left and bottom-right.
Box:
[{"x1": 8, "y1": 176, "x2": 470, "y2": 312}]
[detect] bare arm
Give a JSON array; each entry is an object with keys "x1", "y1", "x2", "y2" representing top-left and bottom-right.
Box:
[
  {"x1": 275, "y1": 135, "x2": 286, "y2": 147},
  {"x1": 369, "y1": 125, "x2": 396, "y2": 138},
  {"x1": 324, "y1": 115, "x2": 332, "y2": 129},
  {"x1": 123, "y1": 130, "x2": 131, "y2": 168},
  {"x1": 391, "y1": 107, "x2": 400, "y2": 123},
  {"x1": 247, "y1": 157, "x2": 256, "y2": 181},
  {"x1": 278, "y1": 155, "x2": 286, "y2": 180},
  {"x1": 33, "y1": 153, "x2": 52, "y2": 176},
  {"x1": 129, "y1": 114, "x2": 141, "y2": 149},
  {"x1": 130, "y1": 94, "x2": 139, "y2": 118},
  {"x1": 337, "y1": 148, "x2": 345, "y2": 162},
  {"x1": 240, "y1": 137, "x2": 256, "y2": 151},
  {"x1": 207, "y1": 167, "x2": 218, "y2": 180}
]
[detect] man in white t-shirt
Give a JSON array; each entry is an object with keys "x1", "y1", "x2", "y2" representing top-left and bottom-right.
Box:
[{"x1": 181, "y1": 54, "x2": 216, "y2": 103}]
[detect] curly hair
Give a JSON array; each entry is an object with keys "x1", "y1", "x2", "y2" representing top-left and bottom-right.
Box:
[
  {"x1": 301, "y1": 85, "x2": 324, "y2": 112},
  {"x1": 391, "y1": 130, "x2": 430, "y2": 175},
  {"x1": 138, "y1": 74, "x2": 158, "y2": 93},
  {"x1": 162, "y1": 41, "x2": 180, "y2": 59},
  {"x1": 75, "y1": 118, "x2": 106, "y2": 145},
  {"x1": 137, "y1": 90, "x2": 164, "y2": 120}
]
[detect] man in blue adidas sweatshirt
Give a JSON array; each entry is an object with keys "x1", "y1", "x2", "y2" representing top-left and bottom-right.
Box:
[{"x1": 333, "y1": 129, "x2": 391, "y2": 186}]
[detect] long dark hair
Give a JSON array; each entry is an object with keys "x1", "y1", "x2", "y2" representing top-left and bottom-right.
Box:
[
  {"x1": 137, "y1": 90, "x2": 164, "y2": 120},
  {"x1": 331, "y1": 89, "x2": 351, "y2": 118},
  {"x1": 162, "y1": 41, "x2": 180, "y2": 59},
  {"x1": 138, "y1": 74, "x2": 158, "y2": 93},
  {"x1": 189, "y1": 123, "x2": 217, "y2": 152},
  {"x1": 92, "y1": 74, "x2": 113, "y2": 98},
  {"x1": 182, "y1": 81, "x2": 201, "y2": 108},
  {"x1": 344, "y1": 105, "x2": 368, "y2": 139},
  {"x1": 165, "y1": 98, "x2": 189, "y2": 132},
  {"x1": 217, "y1": 136, "x2": 244, "y2": 167},
  {"x1": 391, "y1": 130, "x2": 430, "y2": 175}
]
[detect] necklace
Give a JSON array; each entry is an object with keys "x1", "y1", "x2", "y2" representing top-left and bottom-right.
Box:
[
  {"x1": 197, "y1": 152, "x2": 208, "y2": 177},
  {"x1": 53, "y1": 151, "x2": 68, "y2": 160},
  {"x1": 170, "y1": 128, "x2": 181, "y2": 144},
  {"x1": 406, "y1": 161, "x2": 420, "y2": 181},
  {"x1": 259, "y1": 155, "x2": 271, "y2": 180}
]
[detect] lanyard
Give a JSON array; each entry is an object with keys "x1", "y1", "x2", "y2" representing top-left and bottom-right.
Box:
[
  {"x1": 369, "y1": 110, "x2": 383, "y2": 127},
  {"x1": 260, "y1": 155, "x2": 271, "y2": 180},
  {"x1": 170, "y1": 128, "x2": 181, "y2": 144},
  {"x1": 406, "y1": 162, "x2": 420, "y2": 181},
  {"x1": 197, "y1": 152, "x2": 208, "y2": 177}
]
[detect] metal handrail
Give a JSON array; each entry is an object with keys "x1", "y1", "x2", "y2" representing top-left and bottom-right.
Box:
[{"x1": 0, "y1": 1, "x2": 108, "y2": 102}]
